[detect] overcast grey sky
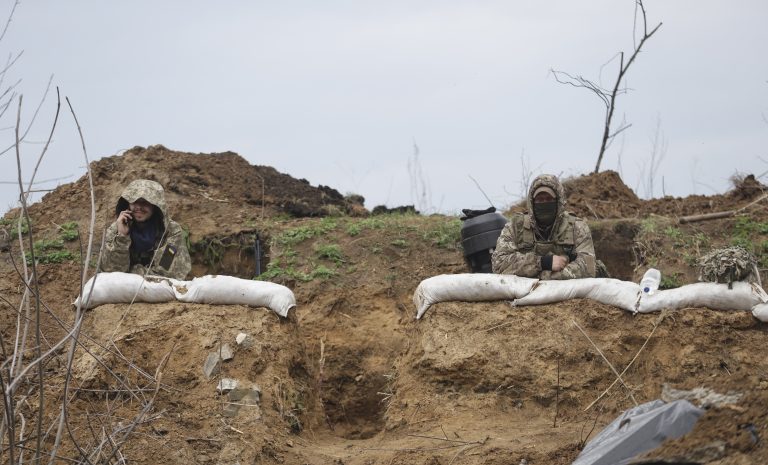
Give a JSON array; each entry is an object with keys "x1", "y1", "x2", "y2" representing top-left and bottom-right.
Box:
[{"x1": 1, "y1": 0, "x2": 767, "y2": 215}]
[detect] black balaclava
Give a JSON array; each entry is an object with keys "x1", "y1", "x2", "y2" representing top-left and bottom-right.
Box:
[
  {"x1": 532, "y1": 185, "x2": 558, "y2": 228},
  {"x1": 534, "y1": 202, "x2": 557, "y2": 227}
]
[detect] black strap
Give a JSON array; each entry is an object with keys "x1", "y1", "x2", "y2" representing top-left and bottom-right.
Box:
[{"x1": 460, "y1": 206, "x2": 496, "y2": 220}]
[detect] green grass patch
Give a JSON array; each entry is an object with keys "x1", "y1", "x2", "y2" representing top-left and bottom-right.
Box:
[
  {"x1": 315, "y1": 243, "x2": 344, "y2": 264},
  {"x1": 346, "y1": 223, "x2": 362, "y2": 236},
  {"x1": 60, "y1": 221, "x2": 79, "y2": 241},
  {"x1": 309, "y1": 265, "x2": 336, "y2": 280},
  {"x1": 257, "y1": 259, "x2": 337, "y2": 282},
  {"x1": 663, "y1": 226, "x2": 684, "y2": 244},
  {"x1": 639, "y1": 217, "x2": 658, "y2": 235},
  {"x1": 730, "y1": 216, "x2": 768, "y2": 266},
  {"x1": 0, "y1": 217, "x2": 30, "y2": 239},
  {"x1": 391, "y1": 239, "x2": 408, "y2": 248},
  {"x1": 424, "y1": 218, "x2": 461, "y2": 249},
  {"x1": 25, "y1": 239, "x2": 76, "y2": 264},
  {"x1": 660, "y1": 272, "x2": 683, "y2": 289},
  {"x1": 35, "y1": 250, "x2": 77, "y2": 264},
  {"x1": 278, "y1": 218, "x2": 338, "y2": 246}
]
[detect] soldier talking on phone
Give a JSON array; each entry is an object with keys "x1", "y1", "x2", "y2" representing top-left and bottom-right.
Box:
[{"x1": 99, "y1": 179, "x2": 191, "y2": 279}]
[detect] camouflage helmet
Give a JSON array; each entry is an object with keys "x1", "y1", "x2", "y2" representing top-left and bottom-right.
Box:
[{"x1": 116, "y1": 179, "x2": 169, "y2": 227}]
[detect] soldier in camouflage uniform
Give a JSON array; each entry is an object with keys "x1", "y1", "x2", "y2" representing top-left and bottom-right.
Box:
[
  {"x1": 492, "y1": 174, "x2": 597, "y2": 279},
  {"x1": 99, "y1": 179, "x2": 191, "y2": 279}
]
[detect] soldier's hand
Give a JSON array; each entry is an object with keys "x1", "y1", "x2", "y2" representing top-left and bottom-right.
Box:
[
  {"x1": 552, "y1": 255, "x2": 569, "y2": 272},
  {"x1": 116, "y1": 210, "x2": 133, "y2": 236}
]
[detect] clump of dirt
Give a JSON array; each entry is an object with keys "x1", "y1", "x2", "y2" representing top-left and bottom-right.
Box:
[
  {"x1": 562, "y1": 170, "x2": 643, "y2": 219},
  {"x1": 2, "y1": 151, "x2": 768, "y2": 465}
]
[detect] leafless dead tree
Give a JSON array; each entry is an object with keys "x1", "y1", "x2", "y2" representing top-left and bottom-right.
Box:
[{"x1": 551, "y1": 0, "x2": 662, "y2": 174}]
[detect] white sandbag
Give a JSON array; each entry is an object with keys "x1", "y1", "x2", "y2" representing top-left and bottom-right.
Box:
[
  {"x1": 171, "y1": 275, "x2": 296, "y2": 318},
  {"x1": 637, "y1": 281, "x2": 768, "y2": 314},
  {"x1": 514, "y1": 278, "x2": 641, "y2": 313},
  {"x1": 413, "y1": 273, "x2": 538, "y2": 319},
  {"x1": 74, "y1": 272, "x2": 176, "y2": 309},
  {"x1": 752, "y1": 303, "x2": 768, "y2": 322}
]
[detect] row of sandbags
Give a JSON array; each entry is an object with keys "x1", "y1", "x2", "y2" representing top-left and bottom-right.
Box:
[
  {"x1": 413, "y1": 273, "x2": 768, "y2": 321},
  {"x1": 74, "y1": 272, "x2": 296, "y2": 317}
]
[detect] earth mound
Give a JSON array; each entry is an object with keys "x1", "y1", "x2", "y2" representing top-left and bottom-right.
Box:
[
  {"x1": 562, "y1": 170, "x2": 642, "y2": 219},
  {"x1": 22, "y1": 144, "x2": 365, "y2": 239},
  {"x1": 505, "y1": 170, "x2": 766, "y2": 221},
  {"x1": 1, "y1": 153, "x2": 768, "y2": 464}
]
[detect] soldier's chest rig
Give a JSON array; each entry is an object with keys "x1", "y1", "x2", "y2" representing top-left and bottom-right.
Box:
[{"x1": 511, "y1": 213, "x2": 577, "y2": 259}]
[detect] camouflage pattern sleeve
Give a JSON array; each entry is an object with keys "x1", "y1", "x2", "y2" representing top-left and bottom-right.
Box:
[
  {"x1": 99, "y1": 221, "x2": 132, "y2": 273},
  {"x1": 491, "y1": 221, "x2": 542, "y2": 277},
  {"x1": 145, "y1": 221, "x2": 191, "y2": 280},
  {"x1": 554, "y1": 218, "x2": 596, "y2": 279}
]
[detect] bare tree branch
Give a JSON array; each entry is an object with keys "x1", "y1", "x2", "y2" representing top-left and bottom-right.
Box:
[{"x1": 552, "y1": 0, "x2": 662, "y2": 174}]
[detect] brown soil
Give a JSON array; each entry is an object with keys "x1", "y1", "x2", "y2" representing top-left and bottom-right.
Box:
[{"x1": 1, "y1": 148, "x2": 768, "y2": 464}]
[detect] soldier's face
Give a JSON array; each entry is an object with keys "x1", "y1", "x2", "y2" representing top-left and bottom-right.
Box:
[
  {"x1": 534, "y1": 192, "x2": 555, "y2": 203},
  {"x1": 129, "y1": 199, "x2": 155, "y2": 222}
]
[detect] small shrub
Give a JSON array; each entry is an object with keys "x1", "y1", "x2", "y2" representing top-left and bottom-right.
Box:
[
  {"x1": 0, "y1": 217, "x2": 30, "y2": 239},
  {"x1": 257, "y1": 259, "x2": 285, "y2": 280},
  {"x1": 310, "y1": 265, "x2": 336, "y2": 280},
  {"x1": 25, "y1": 239, "x2": 76, "y2": 264},
  {"x1": 660, "y1": 273, "x2": 682, "y2": 289},
  {"x1": 60, "y1": 221, "x2": 79, "y2": 241},
  {"x1": 639, "y1": 217, "x2": 658, "y2": 234},
  {"x1": 315, "y1": 243, "x2": 343, "y2": 264},
  {"x1": 36, "y1": 250, "x2": 76, "y2": 264},
  {"x1": 663, "y1": 226, "x2": 683, "y2": 243},
  {"x1": 36, "y1": 239, "x2": 65, "y2": 251},
  {"x1": 346, "y1": 223, "x2": 362, "y2": 236}
]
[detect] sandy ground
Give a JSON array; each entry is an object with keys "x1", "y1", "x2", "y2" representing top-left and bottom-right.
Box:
[{"x1": 1, "y1": 147, "x2": 767, "y2": 464}]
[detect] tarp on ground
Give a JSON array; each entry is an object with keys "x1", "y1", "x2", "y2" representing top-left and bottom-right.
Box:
[{"x1": 572, "y1": 399, "x2": 704, "y2": 465}]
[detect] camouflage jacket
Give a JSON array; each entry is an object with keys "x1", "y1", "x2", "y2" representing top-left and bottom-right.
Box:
[
  {"x1": 492, "y1": 174, "x2": 596, "y2": 279},
  {"x1": 99, "y1": 179, "x2": 191, "y2": 280}
]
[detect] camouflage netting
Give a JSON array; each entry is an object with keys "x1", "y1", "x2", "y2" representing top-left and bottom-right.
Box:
[{"x1": 698, "y1": 246, "x2": 761, "y2": 288}]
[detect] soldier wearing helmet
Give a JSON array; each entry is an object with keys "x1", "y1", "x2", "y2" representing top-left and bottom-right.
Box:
[
  {"x1": 492, "y1": 174, "x2": 597, "y2": 279},
  {"x1": 99, "y1": 179, "x2": 191, "y2": 279}
]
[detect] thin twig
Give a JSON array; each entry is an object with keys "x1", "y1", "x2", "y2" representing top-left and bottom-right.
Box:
[
  {"x1": 14, "y1": 93, "x2": 46, "y2": 464},
  {"x1": 220, "y1": 419, "x2": 244, "y2": 435},
  {"x1": 554, "y1": 357, "x2": 560, "y2": 427},
  {"x1": 468, "y1": 175, "x2": 495, "y2": 208},
  {"x1": 572, "y1": 319, "x2": 638, "y2": 407},
  {"x1": 405, "y1": 433, "x2": 481, "y2": 445},
  {"x1": 185, "y1": 437, "x2": 222, "y2": 443},
  {"x1": 585, "y1": 312, "x2": 665, "y2": 411},
  {"x1": 482, "y1": 320, "x2": 513, "y2": 332}
]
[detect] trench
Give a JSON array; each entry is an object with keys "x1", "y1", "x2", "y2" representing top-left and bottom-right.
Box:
[
  {"x1": 185, "y1": 219, "x2": 642, "y2": 442},
  {"x1": 189, "y1": 230, "x2": 269, "y2": 278},
  {"x1": 591, "y1": 219, "x2": 640, "y2": 281},
  {"x1": 320, "y1": 355, "x2": 390, "y2": 440}
]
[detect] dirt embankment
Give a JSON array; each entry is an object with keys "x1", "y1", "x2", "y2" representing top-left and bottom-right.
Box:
[{"x1": 1, "y1": 149, "x2": 767, "y2": 464}]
